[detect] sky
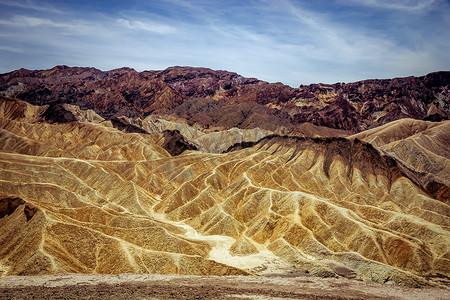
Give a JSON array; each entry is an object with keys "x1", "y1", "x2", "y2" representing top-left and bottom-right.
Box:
[{"x1": 0, "y1": 0, "x2": 449, "y2": 87}]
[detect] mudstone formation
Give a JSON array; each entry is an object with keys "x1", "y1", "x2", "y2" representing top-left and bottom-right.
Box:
[{"x1": 0, "y1": 66, "x2": 449, "y2": 288}]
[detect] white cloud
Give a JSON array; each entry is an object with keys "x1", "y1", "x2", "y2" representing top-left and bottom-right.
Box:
[
  {"x1": 0, "y1": 45, "x2": 26, "y2": 54},
  {"x1": 0, "y1": 0, "x2": 62, "y2": 13},
  {"x1": 117, "y1": 19, "x2": 177, "y2": 34},
  {"x1": 251, "y1": 0, "x2": 450, "y2": 83},
  {"x1": 344, "y1": 0, "x2": 439, "y2": 11},
  {"x1": 0, "y1": 0, "x2": 448, "y2": 86},
  {"x1": 272, "y1": 1, "x2": 384, "y2": 60},
  {"x1": 0, "y1": 15, "x2": 107, "y2": 37},
  {"x1": 10, "y1": 16, "x2": 55, "y2": 27}
]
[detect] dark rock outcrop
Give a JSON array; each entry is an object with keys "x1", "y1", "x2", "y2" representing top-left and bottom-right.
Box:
[
  {"x1": 160, "y1": 130, "x2": 198, "y2": 156},
  {"x1": 1, "y1": 66, "x2": 448, "y2": 133}
]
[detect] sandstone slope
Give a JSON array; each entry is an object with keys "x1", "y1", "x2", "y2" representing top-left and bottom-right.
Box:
[
  {"x1": 350, "y1": 119, "x2": 450, "y2": 202},
  {"x1": 0, "y1": 98, "x2": 449, "y2": 288}
]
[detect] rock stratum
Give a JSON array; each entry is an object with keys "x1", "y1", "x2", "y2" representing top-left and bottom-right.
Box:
[{"x1": 0, "y1": 66, "x2": 449, "y2": 289}]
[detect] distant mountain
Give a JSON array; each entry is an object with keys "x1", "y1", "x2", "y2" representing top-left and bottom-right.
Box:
[{"x1": 1, "y1": 66, "x2": 448, "y2": 133}]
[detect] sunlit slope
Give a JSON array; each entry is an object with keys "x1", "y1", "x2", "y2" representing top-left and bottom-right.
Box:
[
  {"x1": 145, "y1": 137, "x2": 449, "y2": 285},
  {"x1": 350, "y1": 118, "x2": 450, "y2": 202},
  {"x1": 0, "y1": 99, "x2": 248, "y2": 276},
  {"x1": 0, "y1": 99, "x2": 449, "y2": 287}
]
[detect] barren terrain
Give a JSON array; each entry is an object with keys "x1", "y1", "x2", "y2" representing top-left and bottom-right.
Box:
[
  {"x1": 1, "y1": 273, "x2": 449, "y2": 300},
  {"x1": 0, "y1": 67, "x2": 449, "y2": 295}
]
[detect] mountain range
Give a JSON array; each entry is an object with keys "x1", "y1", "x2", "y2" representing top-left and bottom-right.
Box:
[{"x1": 0, "y1": 66, "x2": 449, "y2": 288}]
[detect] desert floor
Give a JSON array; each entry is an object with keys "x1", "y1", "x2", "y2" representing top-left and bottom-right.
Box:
[{"x1": 0, "y1": 274, "x2": 449, "y2": 299}]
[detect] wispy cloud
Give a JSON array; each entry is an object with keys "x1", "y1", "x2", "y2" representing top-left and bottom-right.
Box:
[
  {"x1": 0, "y1": 15, "x2": 99, "y2": 36},
  {"x1": 220, "y1": 0, "x2": 448, "y2": 84},
  {"x1": 0, "y1": 16, "x2": 55, "y2": 27},
  {"x1": 118, "y1": 19, "x2": 177, "y2": 34},
  {"x1": 0, "y1": 0, "x2": 62, "y2": 13},
  {"x1": 0, "y1": 0, "x2": 448, "y2": 86},
  {"x1": 344, "y1": 0, "x2": 439, "y2": 11},
  {"x1": 0, "y1": 45, "x2": 27, "y2": 54}
]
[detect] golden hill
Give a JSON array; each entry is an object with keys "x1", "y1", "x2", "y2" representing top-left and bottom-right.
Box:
[
  {"x1": 350, "y1": 118, "x2": 450, "y2": 202},
  {"x1": 0, "y1": 98, "x2": 449, "y2": 288}
]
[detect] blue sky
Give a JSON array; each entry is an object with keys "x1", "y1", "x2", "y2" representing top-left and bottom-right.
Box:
[{"x1": 0, "y1": 0, "x2": 449, "y2": 86}]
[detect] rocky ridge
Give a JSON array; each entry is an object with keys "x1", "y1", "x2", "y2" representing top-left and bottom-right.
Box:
[{"x1": 1, "y1": 66, "x2": 448, "y2": 133}]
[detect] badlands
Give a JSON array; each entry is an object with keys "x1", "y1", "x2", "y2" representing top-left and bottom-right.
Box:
[{"x1": 0, "y1": 66, "x2": 449, "y2": 298}]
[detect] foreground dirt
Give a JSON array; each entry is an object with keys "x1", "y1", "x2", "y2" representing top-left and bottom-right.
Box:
[{"x1": 0, "y1": 274, "x2": 449, "y2": 300}]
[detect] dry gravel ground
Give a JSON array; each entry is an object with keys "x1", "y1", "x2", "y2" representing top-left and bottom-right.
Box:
[{"x1": 0, "y1": 274, "x2": 449, "y2": 300}]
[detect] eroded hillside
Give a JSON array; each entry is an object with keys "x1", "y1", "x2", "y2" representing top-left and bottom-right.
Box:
[{"x1": 0, "y1": 96, "x2": 449, "y2": 288}]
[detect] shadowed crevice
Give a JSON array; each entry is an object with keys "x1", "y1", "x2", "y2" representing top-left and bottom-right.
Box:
[
  {"x1": 159, "y1": 130, "x2": 198, "y2": 156},
  {"x1": 0, "y1": 196, "x2": 37, "y2": 221}
]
